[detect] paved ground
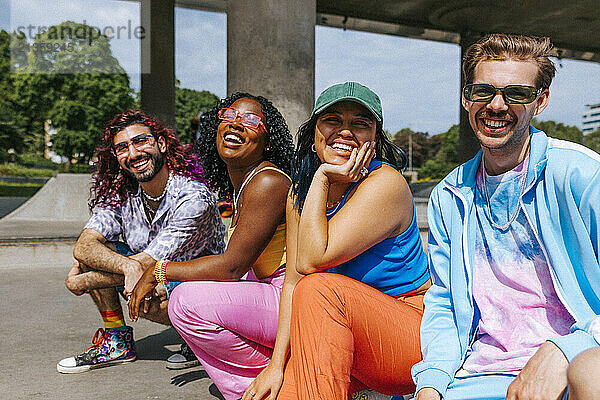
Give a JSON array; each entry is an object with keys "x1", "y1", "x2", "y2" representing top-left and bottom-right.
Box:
[{"x1": 0, "y1": 241, "x2": 224, "y2": 400}]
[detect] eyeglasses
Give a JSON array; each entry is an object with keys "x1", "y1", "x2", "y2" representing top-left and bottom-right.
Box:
[
  {"x1": 463, "y1": 84, "x2": 542, "y2": 104},
  {"x1": 112, "y1": 133, "x2": 156, "y2": 156},
  {"x1": 218, "y1": 108, "x2": 266, "y2": 131}
]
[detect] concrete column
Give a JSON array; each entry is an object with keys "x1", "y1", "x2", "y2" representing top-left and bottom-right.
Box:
[
  {"x1": 227, "y1": 0, "x2": 315, "y2": 136},
  {"x1": 141, "y1": 0, "x2": 176, "y2": 128},
  {"x1": 458, "y1": 32, "x2": 482, "y2": 162}
]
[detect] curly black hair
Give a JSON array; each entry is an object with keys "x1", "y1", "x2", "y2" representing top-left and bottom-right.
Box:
[
  {"x1": 292, "y1": 112, "x2": 407, "y2": 210},
  {"x1": 195, "y1": 92, "x2": 295, "y2": 201}
]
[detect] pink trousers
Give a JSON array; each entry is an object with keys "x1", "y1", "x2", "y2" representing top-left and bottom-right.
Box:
[{"x1": 168, "y1": 268, "x2": 285, "y2": 400}]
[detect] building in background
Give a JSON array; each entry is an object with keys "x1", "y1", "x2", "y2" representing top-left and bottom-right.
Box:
[{"x1": 583, "y1": 104, "x2": 600, "y2": 135}]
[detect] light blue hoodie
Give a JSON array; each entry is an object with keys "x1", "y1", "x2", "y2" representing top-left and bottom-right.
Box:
[{"x1": 412, "y1": 128, "x2": 600, "y2": 398}]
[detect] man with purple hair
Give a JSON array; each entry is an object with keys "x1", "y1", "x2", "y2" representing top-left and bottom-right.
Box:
[{"x1": 57, "y1": 110, "x2": 225, "y2": 374}]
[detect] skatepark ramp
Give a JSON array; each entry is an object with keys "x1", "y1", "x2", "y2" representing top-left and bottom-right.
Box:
[
  {"x1": 0, "y1": 174, "x2": 91, "y2": 242},
  {"x1": 3, "y1": 174, "x2": 92, "y2": 221}
]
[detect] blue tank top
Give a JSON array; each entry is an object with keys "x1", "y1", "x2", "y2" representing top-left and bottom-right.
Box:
[{"x1": 326, "y1": 160, "x2": 429, "y2": 297}]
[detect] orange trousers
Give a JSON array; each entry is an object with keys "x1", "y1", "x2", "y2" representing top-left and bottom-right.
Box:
[{"x1": 277, "y1": 273, "x2": 425, "y2": 400}]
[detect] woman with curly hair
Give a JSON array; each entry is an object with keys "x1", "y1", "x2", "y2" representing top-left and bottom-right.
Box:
[
  {"x1": 129, "y1": 93, "x2": 294, "y2": 400},
  {"x1": 244, "y1": 82, "x2": 430, "y2": 400}
]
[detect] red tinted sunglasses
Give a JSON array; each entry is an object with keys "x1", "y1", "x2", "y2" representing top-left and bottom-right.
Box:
[{"x1": 218, "y1": 108, "x2": 266, "y2": 131}]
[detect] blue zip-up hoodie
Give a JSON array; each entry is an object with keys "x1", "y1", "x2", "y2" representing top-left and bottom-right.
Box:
[{"x1": 412, "y1": 128, "x2": 600, "y2": 397}]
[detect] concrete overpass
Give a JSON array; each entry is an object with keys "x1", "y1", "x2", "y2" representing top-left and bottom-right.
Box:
[{"x1": 138, "y1": 0, "x2": 600, "y2": 160}]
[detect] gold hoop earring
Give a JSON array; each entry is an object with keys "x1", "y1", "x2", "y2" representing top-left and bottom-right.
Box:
[{"x1": 311, "y1": 144, "x2": 316, "y2": 153}]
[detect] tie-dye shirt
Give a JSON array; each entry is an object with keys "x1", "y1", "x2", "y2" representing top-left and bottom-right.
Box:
[
  {"x1": 461, "y1": 157, "x2": 574, "y2": 374},
  {"x1": 85, "y1": 173, "x2": 225, "y2": 268}
]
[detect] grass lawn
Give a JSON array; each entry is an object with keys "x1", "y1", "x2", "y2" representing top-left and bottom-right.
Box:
[
  {"x1": 0, "y1": 163, "x2": 55, "y2": 178},
  {"x1": 0, "y1": 182, "x2": 44, "y2": 197}
]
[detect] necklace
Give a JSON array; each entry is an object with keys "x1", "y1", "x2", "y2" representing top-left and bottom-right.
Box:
[
  {"x1": 142, "y1": 171, "x2": 173, "y2": 202},
  {"x1": 142, "y1": 194, "x2": 157, "y2": 219},
  {"x1": 481, "y1": 148, "x2": 529, "y2": 231},
  {"x1": 325, "y1": 200, "x2": 343, "y2": 217},
  {"x1": 326, "y1": 200, "x2": 341, "y2": 209},
  {"x1": 325, "y1": 188, "x2": 346, "y2": 216}
]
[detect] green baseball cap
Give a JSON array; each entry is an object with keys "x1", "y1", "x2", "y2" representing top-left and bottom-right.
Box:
[{"x1": 312, "y1": 82, "x2": 382, "y2": 122}]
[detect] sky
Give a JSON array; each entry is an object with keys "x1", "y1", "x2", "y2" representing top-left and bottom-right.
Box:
[{"x1": 3, "y1": 0, "x2": 600, "y2": 135}]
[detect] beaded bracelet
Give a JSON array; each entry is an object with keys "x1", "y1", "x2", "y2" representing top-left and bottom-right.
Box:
[
  {"x1": 161, "y1": 260, "x2": 170, "y2": 284},
  {"x1": 153, "y1": 259, "x2": 170, "y2": 285},
  {"x1": 153, "y1": 260, "x2": 162, "y2": 284}
]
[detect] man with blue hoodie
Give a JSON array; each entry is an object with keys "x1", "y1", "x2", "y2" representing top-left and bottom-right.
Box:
[{"x1": 413, "y1": 33, "x2": 600, "y2": 400}]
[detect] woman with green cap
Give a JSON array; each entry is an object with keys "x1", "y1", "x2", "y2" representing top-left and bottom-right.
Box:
[{"x1": 242, "y1": 82, "x2": 430, "y2": 400}]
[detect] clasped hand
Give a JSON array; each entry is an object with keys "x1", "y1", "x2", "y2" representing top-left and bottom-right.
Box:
[{"x1": 127, "y1": 266, "x2": 159, "y2": 321}]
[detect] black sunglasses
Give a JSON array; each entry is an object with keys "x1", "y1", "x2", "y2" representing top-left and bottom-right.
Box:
[{"x1": 463, "y1": 84, "x2": 542, "y2": 104}]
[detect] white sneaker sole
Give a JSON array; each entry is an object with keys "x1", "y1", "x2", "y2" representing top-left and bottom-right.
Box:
[
  {"x1": 57, "y1": 355, "x2": 136, "y2": 374},
  {"x1": 165, "y1": 359, "x2": 200, "y2": 370}
]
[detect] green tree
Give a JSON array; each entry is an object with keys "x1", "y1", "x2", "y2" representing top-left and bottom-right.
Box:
[
  {"x1": 435, "y1": 124, "x2": 460, "y2": 164},
  {"x1": 48, "y1": 100, "x2": 97, "y2": 165},
  {"x1": 417, "y1": 158, "x2": 455, "y2": 180},
  {"x1": 531, "y1": 119, "x2": 584, "y2": 144},
  {"x1": 175, "y1": 85, "x2": 219, "y2": 144},
  {"x1": 418, "y1": 124, "x2": 460, "y2": 180},
  {"x1": 10, "y1": 21, "x2": 135, "y2": 161},
  {"x1": 10, "y1": 72, "x2": 58, "y2": 153},
  {"x1": 0, "y1": 31, "x2": 28, "y2": 154},
  {"x1": 392, "y1": 128, "x2": 439, "y2": 170},
  {"x1": 584, "y1": 128, "x2": 600, "y2": 154},
  {"x1": 9, "y1": 31, "x2": 29, "y2": 70},
  {"x1": 26, "y1": 21, "x2": 124, "y2": 74}
]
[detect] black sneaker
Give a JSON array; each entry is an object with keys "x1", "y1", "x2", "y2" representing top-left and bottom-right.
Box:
[
  {"x1": 166, "y1": 342, "x2": 200, "y2": 370},
  {"x1": 57, "y1": 327, "x2": 136, "y2": 374}
]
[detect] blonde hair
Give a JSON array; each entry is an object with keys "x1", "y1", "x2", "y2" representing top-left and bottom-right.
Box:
[{"x1": 463, "y1": 33, "x2": 556, "y2": 90}]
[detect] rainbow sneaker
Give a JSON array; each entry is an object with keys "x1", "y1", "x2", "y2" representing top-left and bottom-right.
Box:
[{"x1": 57, "y1": 327, "x2": 136, "y2": 373}]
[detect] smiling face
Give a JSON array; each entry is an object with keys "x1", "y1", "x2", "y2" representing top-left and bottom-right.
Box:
[
  {"x1": 216, "y1": 97, "x2": 267, "y2": 167},
  {"x1": 462, "y1": 59, "x2": 549, "y2": 156},
  {"x1": 113, "y1": 124, "x2": 166, "y2": 183},
  {"x1": 314, "y1": 101, "x2": 377, "y2": 165}
]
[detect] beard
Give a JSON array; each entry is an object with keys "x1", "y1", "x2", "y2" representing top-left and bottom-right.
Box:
[{"x1": 123, "y1": 150, "x2": 165, "y2": 183}]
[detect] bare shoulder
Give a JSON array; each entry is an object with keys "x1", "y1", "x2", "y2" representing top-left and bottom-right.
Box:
[
  {"x1": 353, "y1": 164, "x2": 413, "y2": 235},
  {"x1": 245, "y1": 167, "x2": 291, "y2": 196},
  {"x1": 241, "y1": 167, "x2": 291, "y2": 209},
  {"x1": 360, "y1": 164, "x2": 411, "y2": 200}
]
